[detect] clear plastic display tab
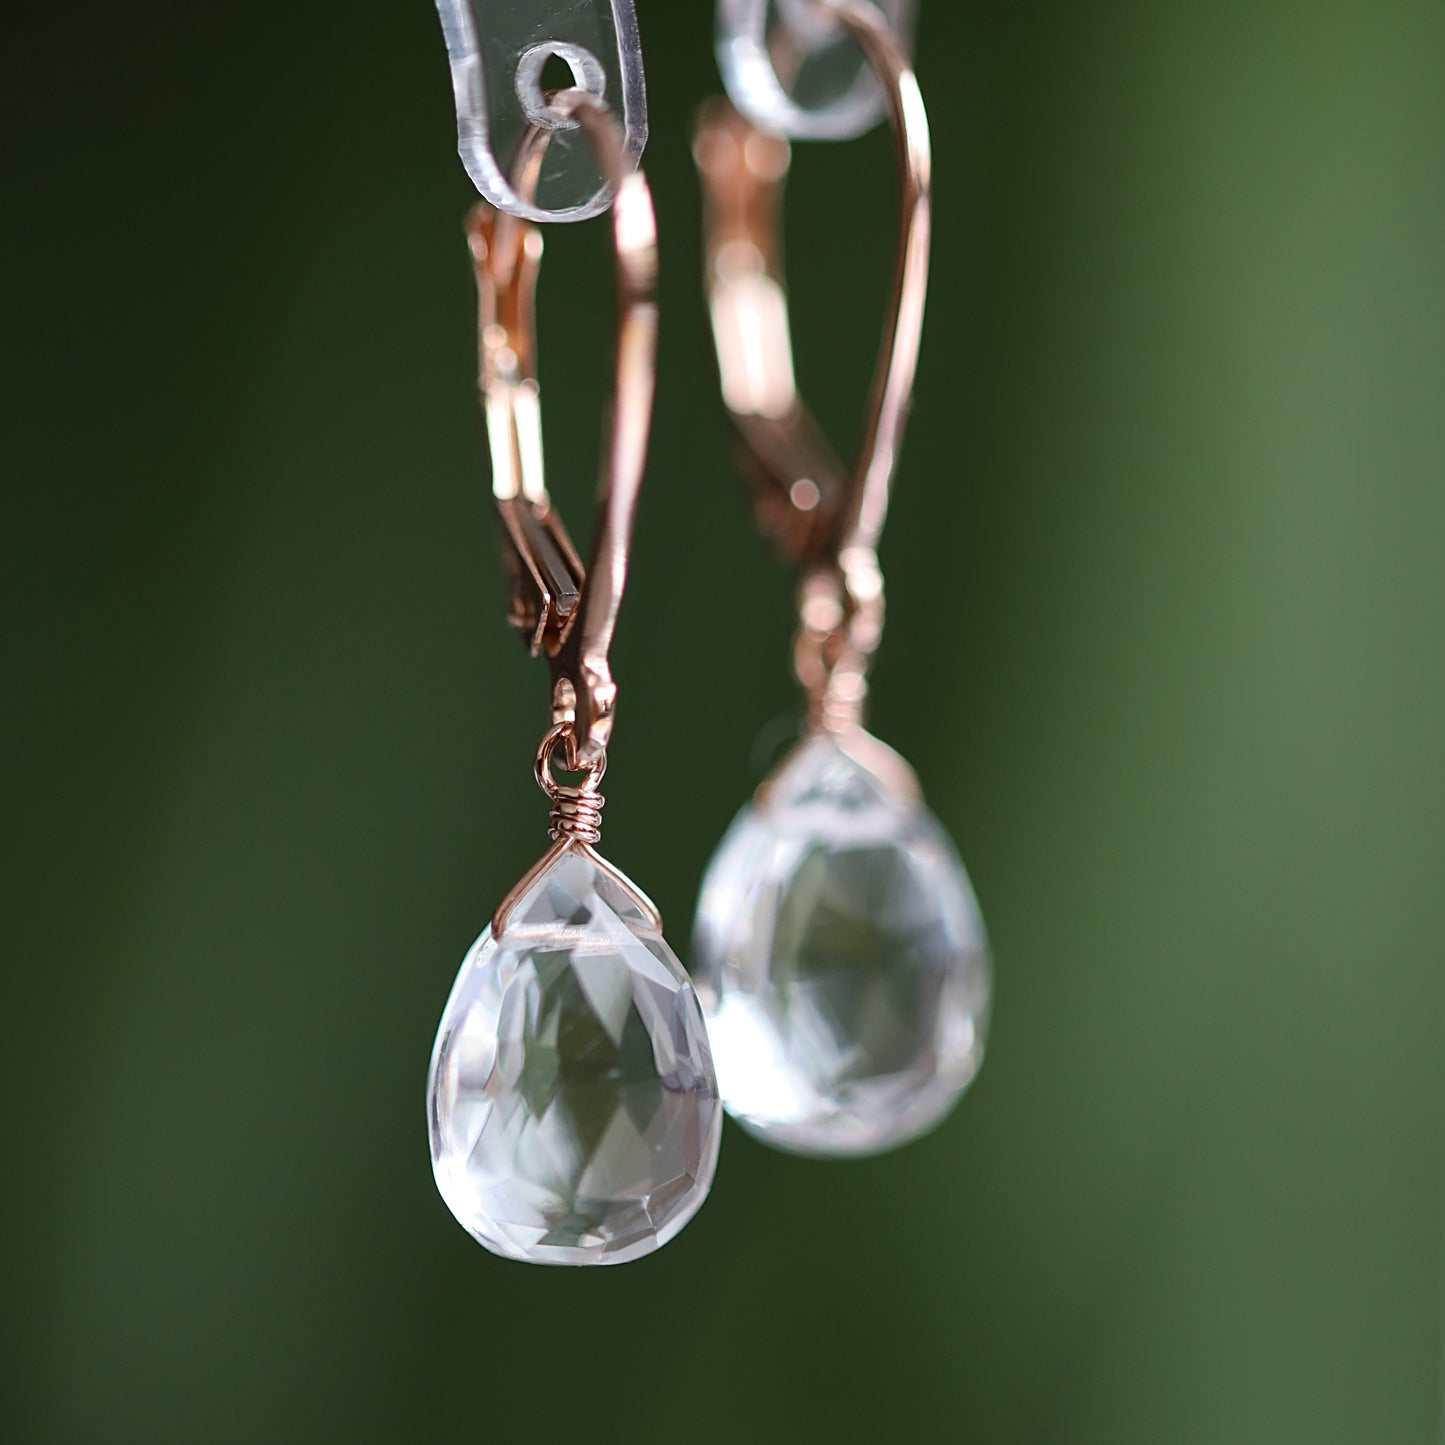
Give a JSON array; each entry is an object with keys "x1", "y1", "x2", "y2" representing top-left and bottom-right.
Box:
[
  {"x1": 436, "y1": 0, "x2": 647, "y2": 223},
  {"x1": 717, "y1": 0, "x2": 917, "y2": 141}
]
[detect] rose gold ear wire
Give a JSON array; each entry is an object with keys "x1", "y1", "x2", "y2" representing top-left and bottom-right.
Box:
[
  {"x1": 467, "y1": 90, "x2": 658, "y2": 778},
  {"x1": 694, "y1": 0, "x2": 930, "y2": 734},
  {"x1": 466, "y1": 90, "x2": 663, "y2": 933}
]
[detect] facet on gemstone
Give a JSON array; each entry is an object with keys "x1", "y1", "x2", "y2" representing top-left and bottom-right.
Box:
[
  {"x1": 692, "y1": 731, "x2": 991, "y2": 1157},
  {"x1": 427, "y1": 845, "x2": 722, "y2": 1265}
]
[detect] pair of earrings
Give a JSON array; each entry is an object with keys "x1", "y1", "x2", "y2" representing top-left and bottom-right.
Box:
[{"x1": 425, "y1": 1, "x2": 991, "y2": 1266}]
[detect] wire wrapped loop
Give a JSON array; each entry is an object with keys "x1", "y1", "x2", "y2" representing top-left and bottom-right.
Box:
[
  {"x1": 534, "y1": 723, "x2": 607, "y2": 843},
  {"x1": 793, "y1": 560, "x2": 885, "y2": 734}
]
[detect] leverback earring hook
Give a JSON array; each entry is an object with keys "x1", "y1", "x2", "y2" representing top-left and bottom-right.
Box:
[
  {"x1": 468, "y1": 91, "x2": 659, "y2": 767},
  {"x1": 695, "y1": 0, "x2": 930, "y2": 731}
]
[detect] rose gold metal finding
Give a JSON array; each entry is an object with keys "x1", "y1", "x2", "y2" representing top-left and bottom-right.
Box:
[
  {"x1": 534, "y1": 721, "x2": 606, "y2": 845},
  {"x1": 468, "y1": 89, "x2": 659, "y2": 773},
  {"x1": 467, "y1": 89, "x2": 660, "y2": 935},
  {"x1": 694, "y1": 0, "x2": 930, "y2": 733},
  {"x1": 493, "y1": 716, "x2": 662, "y2": 938}
]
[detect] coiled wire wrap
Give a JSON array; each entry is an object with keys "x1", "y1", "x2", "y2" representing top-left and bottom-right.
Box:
[{"x1": 534, "y1": 723, "x2": 607, "y2": 844}]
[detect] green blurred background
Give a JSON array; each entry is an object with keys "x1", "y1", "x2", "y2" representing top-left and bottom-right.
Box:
[{"x1": 4, "y1": 2, "x2": 1443, "y2": 1441}]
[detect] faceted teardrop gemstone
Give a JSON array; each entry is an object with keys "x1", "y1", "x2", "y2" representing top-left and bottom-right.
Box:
[
  {"x1": 692, "y1": 731, "x2": 991, "y2": 1157},
  {"x1": 427, "y1": 846, "x2": 722, "y2": 1265}
]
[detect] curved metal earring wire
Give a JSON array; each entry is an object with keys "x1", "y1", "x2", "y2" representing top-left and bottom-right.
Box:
[
  {"x1": 467, "y1": 91, "x2": 659, "y2": 769},
  {"x1": 695, "y1": 0, "x2": 930, "y2": 731}
]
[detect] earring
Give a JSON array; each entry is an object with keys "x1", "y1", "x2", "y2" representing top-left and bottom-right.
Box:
[
  {"x1": 425, "y1": 94, "x2": 722, "y2": 1265},
  {"x1": 690, "y1": 2, "x2": 991, "y2": 1157}
]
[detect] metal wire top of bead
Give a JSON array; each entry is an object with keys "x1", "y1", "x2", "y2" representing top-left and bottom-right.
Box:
[{"x1": 534, "y1": 722, "x2": 607, "y2": 844}]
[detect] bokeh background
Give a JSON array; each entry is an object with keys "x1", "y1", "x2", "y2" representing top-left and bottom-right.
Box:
[{"x1": 4, "y1": 2, "x2": 1443, "y2": 1441}]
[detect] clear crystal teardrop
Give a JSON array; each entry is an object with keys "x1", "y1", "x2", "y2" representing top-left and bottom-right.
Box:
[
  {"x1": 427, "y1": 845, "x2": 722, "y2": 1264},
  {"x1": 692, "y1": 731, "x2": 991, "y2": 1157}
]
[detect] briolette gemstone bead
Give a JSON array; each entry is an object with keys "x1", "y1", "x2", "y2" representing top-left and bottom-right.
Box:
[
  {"x1": 427, "y1": 847, "x2": 722, "y2": 1265},
  {"x1": 692, "y1": 732, "x2": 991, "y2": 1157}
]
